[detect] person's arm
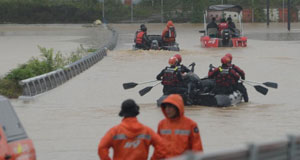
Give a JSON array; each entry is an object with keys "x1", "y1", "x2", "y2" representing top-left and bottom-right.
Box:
[
  {"x1": 143, "y1": 33, "x2": 151, "y2": 45},
  {"x1": 162, "y1": 29, "x2": 167, "y2": 40},
  {"x1": 150, "y1": 129, "x2": 167, "y2": 160},
  {"x1": 208, "y1": 67, "x2": 219, "y2": 78},
  {"x1": 176, "y1": 68, "x2": 183, "y2": 81},
  {"x1": 232, "y1": 22, "x2": 236, "y2": 28},
  {"x1": 189, "y1": 123, "x2": 203, "y2": 152},
  {"x1": 230, "y1": 69, "x2": 240, "y2": 81},
  {"x1": 98, "y1": 128, "x2": 115, "y2": 160},
  {"x1": 156, "y1": 68, "x2": 165, "y2": 80},
  {"x1": 174, "y1": 29, "x2": 177, "y2": 38},
  {"x1": 232, "y1": 65, "x2": 245, "y2": 80},
  {"x1": 134, "y1": 31, "x2": 138, "y2": 43},
  {"x1": 181, "y1": 65, "x2": 191, "y2": 73}
]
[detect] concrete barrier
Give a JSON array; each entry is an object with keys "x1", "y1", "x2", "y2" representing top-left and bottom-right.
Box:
[{"x1": 19, "y1": 25, "x2": 118, "y2": 97}]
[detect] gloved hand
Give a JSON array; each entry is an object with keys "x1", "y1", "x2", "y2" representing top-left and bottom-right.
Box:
[
  {"x1": 189, "y1": 62, "x2": 196, "y2": 67},
  {"x1": 209, "y1": 64, "x2": 215, "y2": 69}
]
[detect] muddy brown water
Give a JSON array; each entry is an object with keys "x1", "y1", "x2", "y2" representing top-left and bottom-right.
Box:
[{"x1": 1, "y1": 23, "x2": 300, "y2": 159}]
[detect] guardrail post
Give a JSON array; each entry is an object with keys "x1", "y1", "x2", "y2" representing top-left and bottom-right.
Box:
[
  {"x1": 288, "y1": 135, "x2": 296, "y2": 160},
  {"x1": 40, "y1": 78, "x2": 47, "y2": 92},
  {"x1": 34, "y1": 80, "x2": 41, "y2": 94},
  {"x1": 23, "y1": 83, "x2": 31, "y2": 96},
  {"x1": 29, "y1": 81, "x2": 37, "y2": 96},
  {"x1": 45, "y1": 76, "x2": 52, "y2": 90},
  {"x1": 248, "y1": 143, "x2": 258, "y2": 160}
]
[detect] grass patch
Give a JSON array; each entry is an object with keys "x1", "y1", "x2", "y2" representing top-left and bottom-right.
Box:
[{"x1": 0, "y1": 45, "x2": 96, "y2": 98}]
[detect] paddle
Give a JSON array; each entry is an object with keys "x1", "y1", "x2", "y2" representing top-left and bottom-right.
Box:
[
  {"x1": 139, "y1": 82, "x2": 161, "y2": 96},
  {"x1": 243, "y1": 80, "x2": 278, "y2": 89},
  {"x1": 123, "y1": 80, "x2": 159, "y2": 89},
  {"x1": 243, "y1": 81, "x2": 268, "y2": 95}
]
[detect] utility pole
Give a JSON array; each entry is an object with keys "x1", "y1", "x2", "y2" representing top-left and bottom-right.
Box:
[
  {"x1": 252, "y1": 0, "x2": 254, "y2": 23},
  {"x1": 161, "y1": 0, "x2": 164, "y2": 23},
  {"x1": 102, "y1": 0, "x2": 105, "y2": 21},
  {"x1": 267, "y1": 0, "x2": 270, "y2": 27},
  {"x1": 131, "y1": 0, "x2": 133, "y2": 23},
  {"x1": 283, "y1": 0, "x2": 285, "y2": 23},
  {"x1": 288, "y1": 0, "x2": 291, "y2": 31}
]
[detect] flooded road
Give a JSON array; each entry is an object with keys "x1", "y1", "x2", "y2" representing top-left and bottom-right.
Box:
[{"x1": 1, "y1": 23, "x2": 300, "y2": 159}]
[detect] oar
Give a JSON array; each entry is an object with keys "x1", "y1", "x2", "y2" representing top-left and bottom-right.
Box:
[
  {"x1": 244, "y1": 80, "x2": 278, "y2": 89},
  {"x1": 122, "y1": 80, "x2": 159, "y2": 89},
  {"x1": 139, "y1": 82, "x2": 161, "y2": 96},
  {"x1": 243, "y1": 81, "x2": 268, "y2": 95}
]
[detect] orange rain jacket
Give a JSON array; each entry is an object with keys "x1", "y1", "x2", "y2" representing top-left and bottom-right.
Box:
[
  {"x1": 153, "y1": 94, "x2": 203, "y2": 159},
  {"x1": 162, "y1": 21, "x2": 176, "y2": 43},
  {"x1": 98, "y1": 117, "x2": 166, "y2": 160}
]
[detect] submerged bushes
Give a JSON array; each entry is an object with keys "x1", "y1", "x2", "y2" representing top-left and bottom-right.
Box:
[{"x1": 0, "y1": 45, "x2": 93, "y2": 98}]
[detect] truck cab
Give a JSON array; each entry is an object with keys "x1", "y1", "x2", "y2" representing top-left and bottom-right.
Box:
[{"x1": 0, "y1": 96, "x2": 36, "y2": 160}]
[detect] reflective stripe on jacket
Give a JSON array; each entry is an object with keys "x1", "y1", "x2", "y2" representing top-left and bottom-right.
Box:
[
  {"x1": 153, "y1": 94, "x2": 203, "y2": 159},
  {"x1": 98, "y1": 117, "x2": 166, "y2": 160}
]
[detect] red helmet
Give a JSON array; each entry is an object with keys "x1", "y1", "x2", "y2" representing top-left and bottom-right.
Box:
[
  {"x1": 221, "y1": 56, "x2": 230, "y2": 64},
  {"x1": 225, "y1": 53, "x2": 232, "y2": 61},
  {"x1": 174, "y1": 54, "x2": 182, "y2": 63},
  {"x1": 169, "y1": 57, "x2": 178, "y2": 66}
]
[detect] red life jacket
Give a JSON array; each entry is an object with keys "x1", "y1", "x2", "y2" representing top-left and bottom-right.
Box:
[
  {"x1": 218, "y1": 23, "x2": 228, "y2": 32},
  {"x1": 163, "y1": 27, "x2": 176, "y2": 43},
  {"x1": 215, "y1": 67, "x2": 239, "y2": 87},
  {"x1": 135, "y1": 31, "x2": 145, "y2": 44},
  {"x1": 162, "y1": 67, "x2": 179, "y2": 86}
]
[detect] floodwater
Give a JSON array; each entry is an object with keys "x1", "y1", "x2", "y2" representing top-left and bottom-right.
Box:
[{"x1": 1, "y1": 23, "x2": 300, "y2": 160}]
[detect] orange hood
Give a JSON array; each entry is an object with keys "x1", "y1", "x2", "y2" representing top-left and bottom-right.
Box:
[
  {"x1": 120, "y1": 117, "x2": 144, "y2": 138},
  {"x1": 161, "y1": 94, "x2": 184, "y2": 120}
]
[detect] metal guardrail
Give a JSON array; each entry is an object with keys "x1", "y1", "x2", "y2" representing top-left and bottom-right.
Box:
[
  {"x1": 19, "y1": 25, "x2": 118, "y2": 97},
  {"x1": 171, "y1": 135, "x2": 300, "y2": 160}
]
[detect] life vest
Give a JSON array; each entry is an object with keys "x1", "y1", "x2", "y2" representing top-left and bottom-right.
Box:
[
  {"x1": 218, "y1": 22, "x2": 228, "y2": 32},
  {"x1": 162, "y1": 67, "x2": 179, "y2": 86},
  {"x1": 215, "y1": 67, "x2": 237, "y2": 87},
  {"x1": 163, "y1": 27, "x2": 176, "y2": 42},
  {"x1": 135, "y1": 31, "x2": 145, "y2": 44}
]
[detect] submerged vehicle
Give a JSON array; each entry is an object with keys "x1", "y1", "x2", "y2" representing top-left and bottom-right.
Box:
[
  {"x1": 0, "y1": 96, "x2": 36, "y2": 160},
  {"x1": 133, "y1": 35, "x2": 180, "y2": 51},
  {"x1": 200, "y1": 5, "x2": 247, "y2": 48}
]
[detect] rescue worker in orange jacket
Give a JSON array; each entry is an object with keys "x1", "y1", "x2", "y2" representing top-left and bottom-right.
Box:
[
  {"x1": 134, "y1": 24, "x2": 151, "y2": 50},
  {"x1": 208, "y1": 56, "x2": 240, "y2": 94},
  {"x1": 98, "y1": 99, "x2": 167, "y2": 160},
  {"x1": 225, "y1": 53, "x2": 248, "y2": 102},
  {"x1": 162, "y1": 20, "x2": 176, "y2": 46},
  {"x1": 152, "y1": 94, "x2": 203, "y2": 159}
]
